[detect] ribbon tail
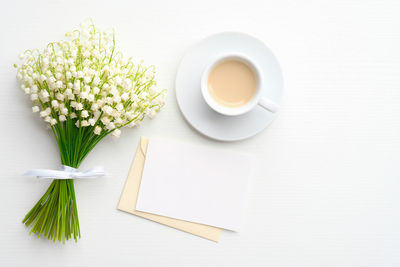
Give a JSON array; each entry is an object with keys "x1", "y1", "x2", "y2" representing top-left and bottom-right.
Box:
[
  {"x1": 75, "y1": 166, "x2": 106, "y2": 179},
  {"x1": 24, "y1": 169, "x2": 74, "y2": 179}
]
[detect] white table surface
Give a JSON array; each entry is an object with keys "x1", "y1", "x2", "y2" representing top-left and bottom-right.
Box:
[{"x1": 1, "y1": 0, "x2": 400, "y2": 266}]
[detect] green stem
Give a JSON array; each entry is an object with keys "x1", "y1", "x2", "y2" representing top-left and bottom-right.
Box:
[{"x1": 21, "y1": 119, "x2": 97, "y2": 243}]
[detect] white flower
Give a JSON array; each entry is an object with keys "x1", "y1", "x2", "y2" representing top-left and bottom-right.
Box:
[
  {"x1": 81, "y1": 110, "x2": 89, "y2": 118},
  {"x1": 81, "y1": 120, "x2": 89, "y2": 127},
  {"x1": 96, "y1": 99, "x2": 104, "y2": 106},
  {"x1": 92, "y1": 76, "x2": 100, "y2": 86},
  {"x1": 87, "y1": 94, "x2": 94, "y2": 102},
  {"x1": 50, "y1": 118, "x2": 57, "y2": 125},
  {"x1": 126, "y1": 112, "x2": 134, "y2": 120},
  {"x1": 147, "y1": 109, "x2": 157, "y2": 119},
  {"x1": 59, "y1": 115, "x2": 67, "y2": 122},
  {"x1": 111, "y1": 109, "x2": 120, "y2": 118},
  {"x1": 65, "y1": 88, "x2": 73, "y2": 96},
  {"x1": 121, "y1": 92, "x2": 129, "y2": 101},
  {"x1": 31, "y1": 85, "x2": 38, "y2": 93},
  {"x1": 105, "y1": 97, "x2": 113, "y2": 105},
  {"x1": 32, "y1": 106, "x2": 39, "y2": 113},
  {"x1": 30, "y1": 94, "x2": 38, "y2": 101},
  {"x1": 83, "y1": 50, "x2": 91, "y2": 58},
  {"x1": 51, "y1": 100, "x2": 59, "y2": 108},
  {"x1": 113, "y1": 95, "x2": 121, "y2": 103},
  {"x1": 93, "y1": 87, "x2": 100, "y2": 95},
  {"x1": 112, "y1": 129, "x2": 121, "y2": 138},
  {"x1": 40, "y1": 90, "x2": 49, "y2": 98},
  {"x1": 116, "y1": 103, "x2": 123, "y2": 111},
  {"x1": 80, "y1": 91, "x2": 88, "y2": 99},
  {"x1": 106, "y1": 122, "x2": 115, "y2": 130},
  {"x1": 75, "y1": 102, "x2": 83, "y2": 110},
  {"x1": 91, "y1": 103, "x2": 99, "y2": 111},
  {"x1": 56, "y1": 81, "x2": 63, "y2": 88},
  {"x1": 102, "y1": 65, "x2": 110, "y2": 73},
  {"x1": 149, "y1": 87, "x2": 156, "y2": 95},
  {"x1": 102, "y1": 105, "x2": 113, "y2": 115},
  {"x1": 101, "y1": 116, "x2": 110, "y2": 125},
  {"x1": 88, "y1": 118, "x2": 96, "y2": 126},
  {"x1": 131, "y1": 94, "x2": 139, "y2": 102},
  {"x1": 154, "y1": 95, "x2": 165, "y2": 105},
  {"x1": 42, "y1": 57, "x2": 49, "y2": 65},
  {"x1": 92, "y1": 50, "x2": 100, "y2": 59},
  {"x1": 39, "y1": 74, "x2": 46, "y2": 82},
  {"x1": 114, "y1": 117, "x2": 123, "y2": 124},
  {"x1": 140, "y1": 92, "x2": 149, "y2": 99},
  {"x1": 70, "y1": 112, "x2": 77, "y2": 119},
  {"x1": 40, "y1": 107, "x2": 51, "y2": 117},
  {"x1": 74, "y1": 80, "x2": 81, "y2": 90},
  {"x1": 123, "y1": 78, "x2": 132, "y2": 89},
  {"x1": 56, "y1": 93, "x2": 65, "y2": 101},
  {"x1": 93, "y1": 110, "x2": 101, "y2": 119},
  {"x1": 48, "y1": 77, "x2": 56, "y2": 84},
  {"x1": 94, "y1": 126, "x2": 102, "y2": 135},
  {"x1": 61, "y1": 107, "x2": 68, "y2": 115}
]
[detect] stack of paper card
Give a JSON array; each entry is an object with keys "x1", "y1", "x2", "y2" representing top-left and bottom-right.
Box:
[{"x1": 118, "y1": 137, "x2": 251, "y2": 242}]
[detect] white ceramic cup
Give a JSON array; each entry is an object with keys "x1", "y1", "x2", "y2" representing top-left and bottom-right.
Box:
[{"x1": 201, "y1": 53, "x2": 279, "y2": 116}]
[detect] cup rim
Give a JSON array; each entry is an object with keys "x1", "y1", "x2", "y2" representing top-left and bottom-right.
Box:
[{"x1": 201, "y1": 53, "x2": 262, "y2": 116}]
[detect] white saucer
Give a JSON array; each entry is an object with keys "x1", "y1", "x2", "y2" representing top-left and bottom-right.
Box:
[{"x1": 176, "y1": 32, "x2": 283, "y2": 142}]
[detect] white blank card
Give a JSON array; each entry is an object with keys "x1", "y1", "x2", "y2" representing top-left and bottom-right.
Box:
[{"x1": 135, "y1": 138, "x2": 252, "y2": 231}]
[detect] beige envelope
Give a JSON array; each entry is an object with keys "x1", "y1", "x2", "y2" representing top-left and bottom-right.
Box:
[{"x1": 118, "y1": 137, "x2": 222, "y2": 242}]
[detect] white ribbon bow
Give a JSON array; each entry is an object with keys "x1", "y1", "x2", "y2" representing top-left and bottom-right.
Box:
[{"x1": 24, "y1": 165, "x2": 105, "y2": 180}]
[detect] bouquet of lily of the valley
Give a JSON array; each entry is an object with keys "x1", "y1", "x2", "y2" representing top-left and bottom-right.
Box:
[{"x1": 15, "y1": 20, "x2": 166, "y2": 242}]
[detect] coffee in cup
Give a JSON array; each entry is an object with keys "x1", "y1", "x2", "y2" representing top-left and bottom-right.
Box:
[
  {"x1": 207, "y1": 59, "x2": 257, "y2": 108},
  {"x1": 201, "y1": 54, "x2": 279, "y2": 116}
]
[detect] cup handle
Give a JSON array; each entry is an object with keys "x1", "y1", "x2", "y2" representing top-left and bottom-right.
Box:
[{"x1": 258, "y1": 97, "x2": 279, "y2": 113}]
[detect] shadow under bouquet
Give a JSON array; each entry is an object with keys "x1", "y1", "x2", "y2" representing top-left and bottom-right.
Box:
[{"x1": 15, "y1": 20, "x2": 166, "y2": 243}]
